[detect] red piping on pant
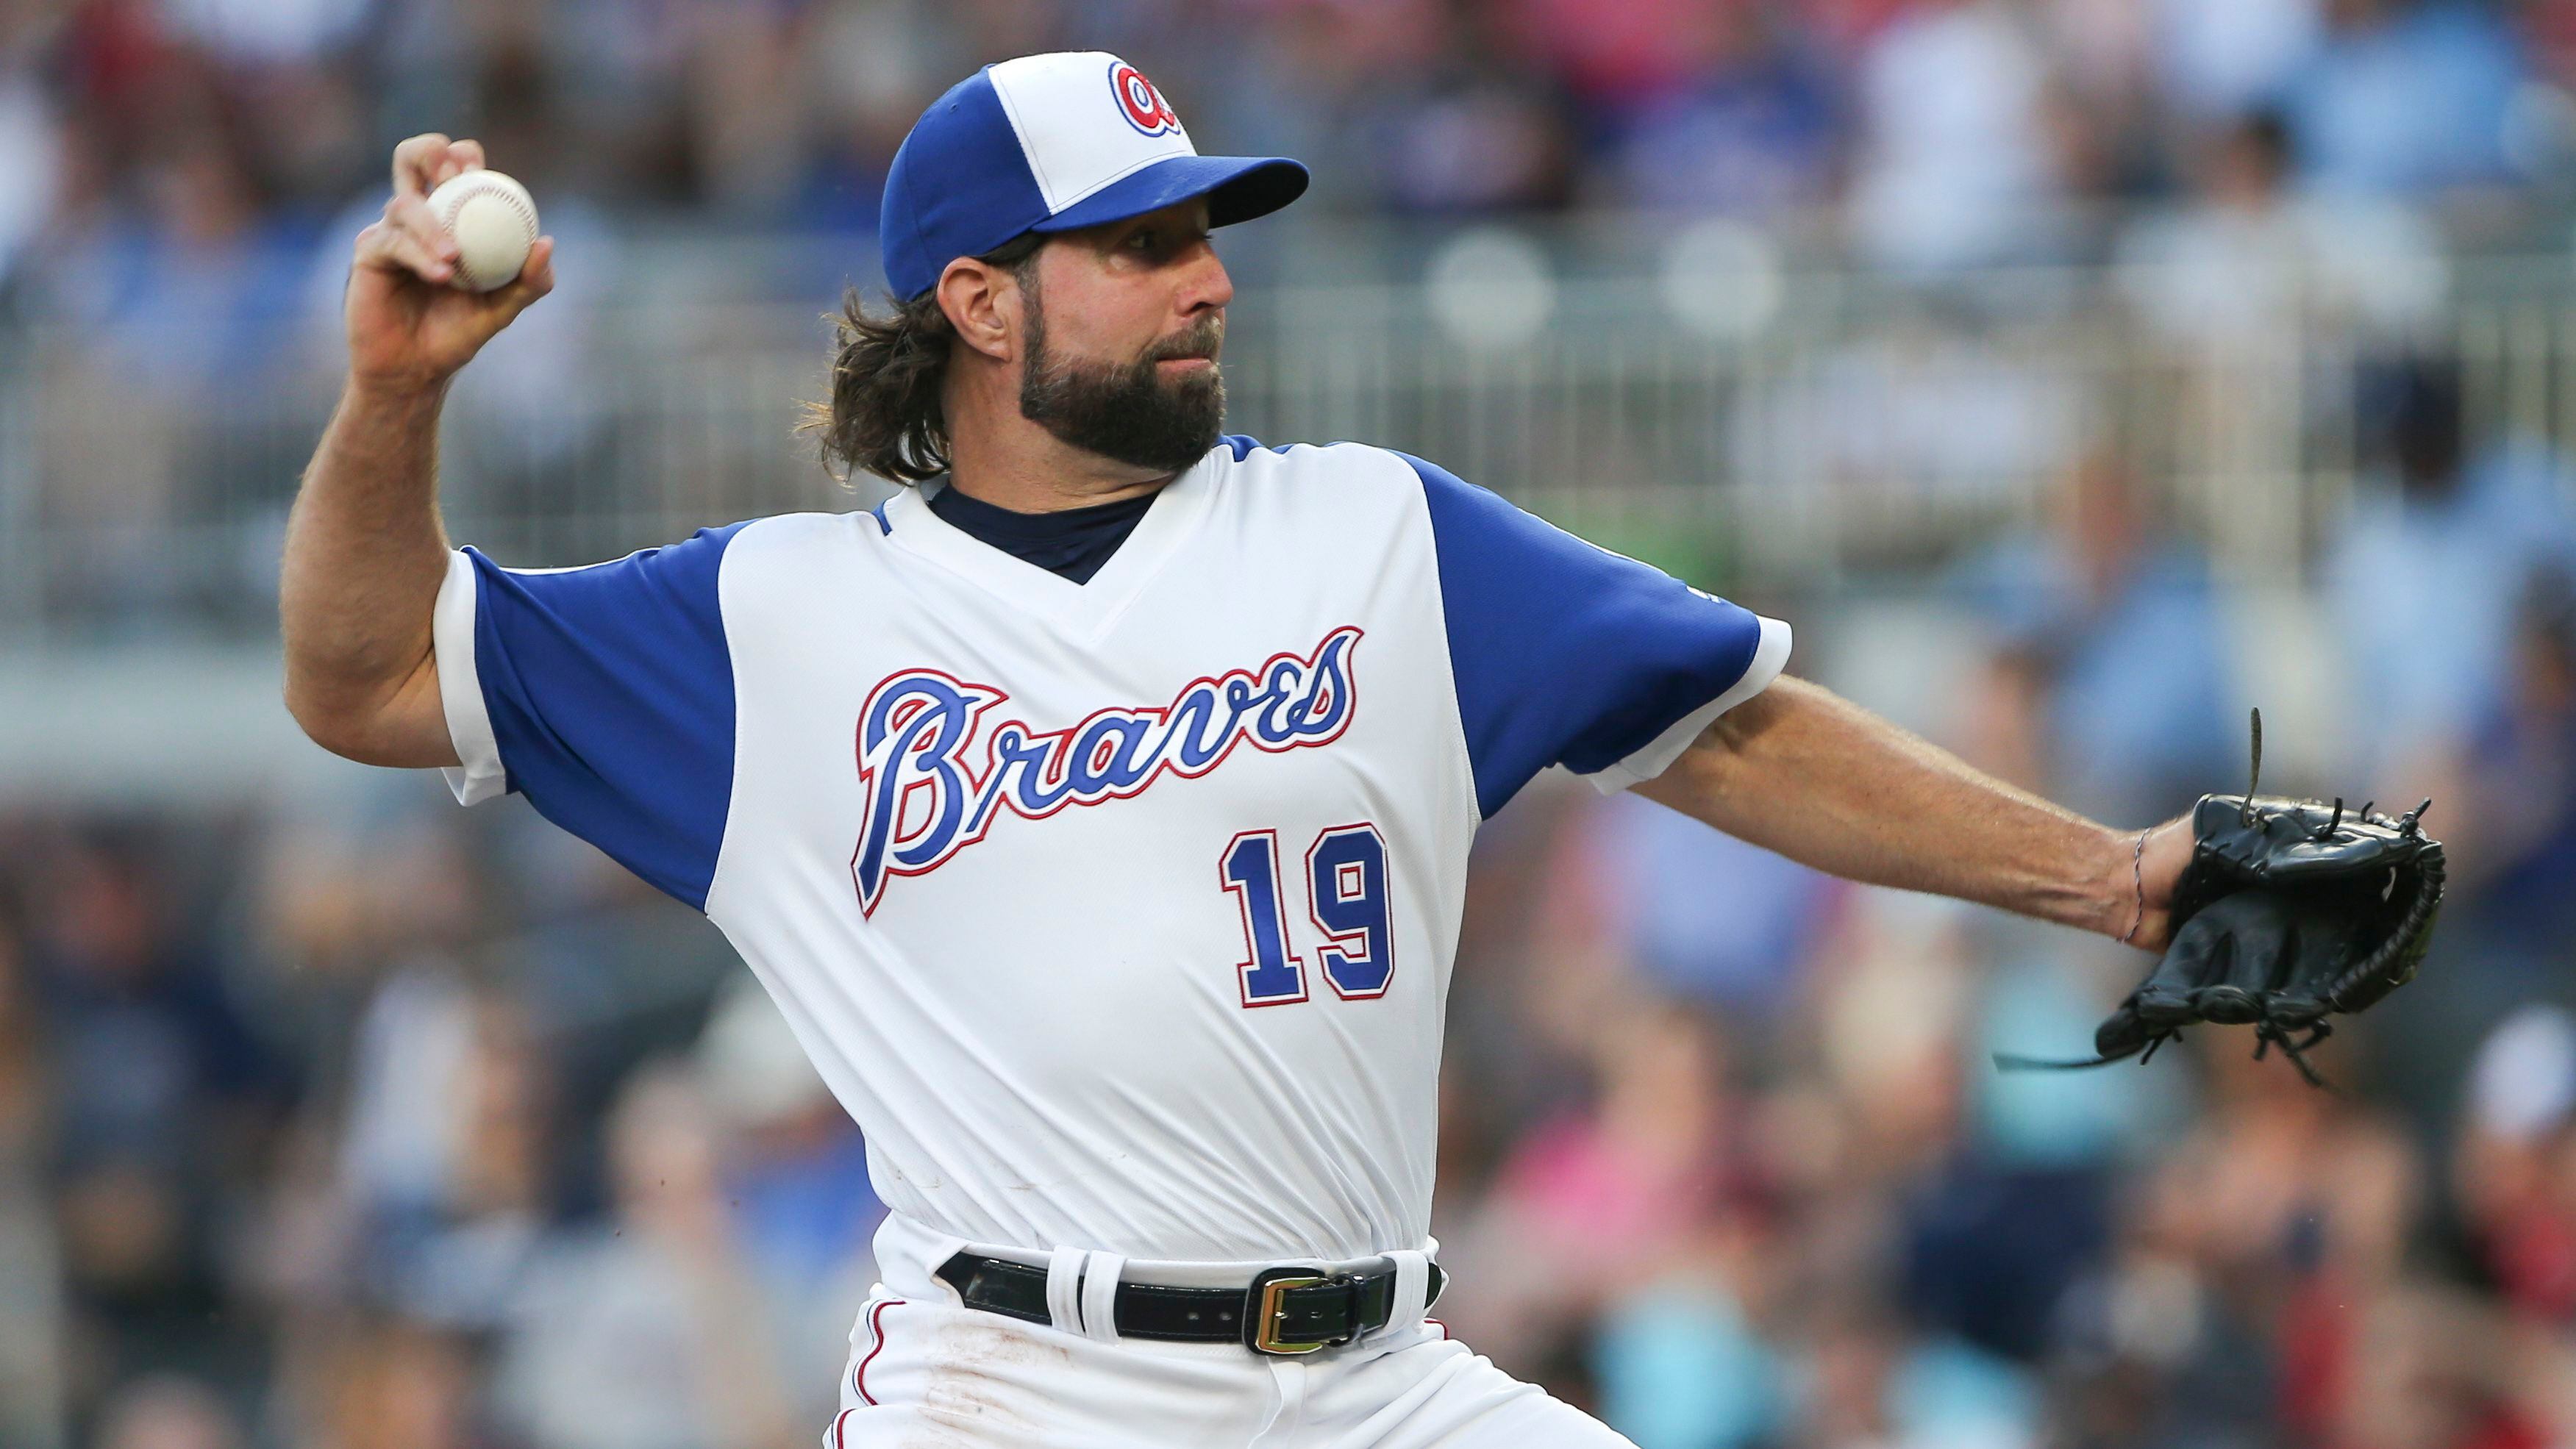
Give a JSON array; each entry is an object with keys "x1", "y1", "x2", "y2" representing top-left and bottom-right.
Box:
[{"x1": 855, "y1": 1298, "x2": 901, "y2": 1406}]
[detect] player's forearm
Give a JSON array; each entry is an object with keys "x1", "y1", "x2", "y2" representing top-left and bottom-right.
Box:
[
  {"x1": 279, "y1": 377, "x2": 458, "y2": 765},
  {"x1": 1636, "y1": 676, "x2": 2137, "y2": 938}
]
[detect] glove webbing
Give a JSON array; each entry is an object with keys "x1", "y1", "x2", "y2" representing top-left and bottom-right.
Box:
[{"x1": 2321, "y1": 808, "x2": 2444, "y2": 1013}]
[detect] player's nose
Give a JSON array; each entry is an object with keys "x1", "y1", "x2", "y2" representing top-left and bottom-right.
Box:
[{"x1": 1178, "y1": 240, "x2": 1233, "y2": 317}]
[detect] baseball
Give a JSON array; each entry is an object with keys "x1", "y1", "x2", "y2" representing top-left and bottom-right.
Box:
[{"x1": 425, "y1": 168, "x2": 539, "y2": 293}]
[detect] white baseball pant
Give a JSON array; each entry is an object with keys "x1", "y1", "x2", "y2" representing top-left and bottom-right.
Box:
[{"x1": 824, "y1": 1214, "x2": 1638, "y2": 1449}]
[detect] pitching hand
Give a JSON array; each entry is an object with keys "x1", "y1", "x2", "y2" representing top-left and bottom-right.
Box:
[{"x1": 344, "y1": 135, "x2": 556, "y2": 391}]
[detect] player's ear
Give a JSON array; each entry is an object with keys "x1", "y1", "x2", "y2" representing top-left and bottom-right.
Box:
[{"x1": 935, "y1": 258, "x2": 1016, "y2": 364}]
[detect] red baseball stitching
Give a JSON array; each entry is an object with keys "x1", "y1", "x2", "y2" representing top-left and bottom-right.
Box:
[{"x1": 436, "y1": 175, "x2": 538, "y2": 289}]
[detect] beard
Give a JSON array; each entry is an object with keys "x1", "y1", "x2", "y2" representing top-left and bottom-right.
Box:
[{"x1": 1018, "y1": 304, "x2": 1226, "y2": 475}]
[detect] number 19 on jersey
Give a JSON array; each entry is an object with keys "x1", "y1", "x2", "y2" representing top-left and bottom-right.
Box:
[{"x1": 1220, "y1": 823, "x2": 1393, "y2": 1007}]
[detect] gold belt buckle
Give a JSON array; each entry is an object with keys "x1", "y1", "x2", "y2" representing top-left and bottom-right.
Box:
[{"x1": 1247, "y1": 1268, "x2": 1343, "y2": 1355}]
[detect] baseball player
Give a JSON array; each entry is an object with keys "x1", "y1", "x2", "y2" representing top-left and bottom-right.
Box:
[{"x1": 283, "y1": 51, "x2": 2226, "y2": 1449}]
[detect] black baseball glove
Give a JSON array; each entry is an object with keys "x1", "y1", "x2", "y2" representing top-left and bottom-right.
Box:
[{"x1": 2001, "y1": 721, "x2": 2445, "y2": 1087}]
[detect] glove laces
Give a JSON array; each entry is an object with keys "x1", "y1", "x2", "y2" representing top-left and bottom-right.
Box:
[{"x1": 1992, "y1": 1017, "x2": 2340, "y2": 1092}]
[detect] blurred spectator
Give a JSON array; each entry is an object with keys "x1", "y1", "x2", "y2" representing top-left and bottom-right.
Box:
[
  {"x1": 1591, "y1": 1250, "x2": 1787, "y2": 1449},
  {"x1": 1956, "y1": 445, "x2": 2238, "y2": 826},
  {"x1": 2340, "y1": 484, "x2": 2576, "y2": 1124},
  {"x1": 42, "y1": 115, "x2": 308, "y2": 393},
  {"x1": 493, "y1": 1060, "x2": 802, "y2": 1449},
  {"x1": 2149, "y1": 0, "x2": 2322, "y2": 122},
  {"x1": 1504, "y1": 0, "x2": 1734, "y2": 107},
  {"x1": 2456, "y1": 1007, "x2": 2576, "y2": 1322},
  {"x1": 799, "y1": 0, "x2": 965, "y2": 232},
  {"x1": 0, "y1": 906, "x2": 63, "y2": 1449},
  {"x1": 292, "y1": 1314, "x2": 481, "y2": 1449},
  {"x1": 1812, "y1": 891, "x2": 1977, "y2": 1181},
  {"x1": 1591, "y1": 5, "x2": 1840, "y2": 218},
  {"x1": 2328, "y1": 359, "x2": 2576, "y2": 788},
  {"x1": 1568, "y1": 790, "x2": 1844, "y2": 1023},
  {"x1": 338, "y1": 968, "x2": 547, "y2": 1328},
  {"x1": 2054, "y1": 1044, "x2": 2430, "y2": 1449},
  {"x1": 2115, "y1": 110, "x2": 2446, "y2": 347},
  {"x1": 1789, "y1": 1294, "x2": 2042, "y2": 1449},
  {"x1": 160, "y1": 0, "x2": 366, "y2": 68},
  {"x1": 0, "y1": 65, "x2": 63, "y2": 292},
  {"x1": 1901, "y1": 1099, "x2": 2113, "y2": 1364},
  {"x1": 1438, "y1": 1000, "x2": 1747, "y2": 1376},
  {"x1": 90, "y1": 1374, "x2": 242, "y2": 1449},
  {"x1": 1328, "y1": 6, "x2": 1577, "y2": 216},
  {"x1": 693, "y1": 978, "x2": 880, "y2": 1425},
  {"x1": 2306, "y1": 1280, "x2": 2552, "y2": 1449},
  {"x1": 1846, "y1": 0, "x2": 2067, "y2": 273},
  {"x1": 32, "y1": 829, "x2": 278, "y2": 1404},
  {"x1": 2282, "y1": 0, "x2": 2525, "y2": 197},
  {"x1": 2452, "y1": 567, "x2": 2576, "y2": 959},
  {"x1": 2048, "y1": 1206, "x2": 2274, "y2": 1449}
]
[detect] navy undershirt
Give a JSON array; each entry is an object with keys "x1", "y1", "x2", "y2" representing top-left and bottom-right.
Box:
[{"x1": 926, "y1": 482, "x2": 1157, "y2": 584}]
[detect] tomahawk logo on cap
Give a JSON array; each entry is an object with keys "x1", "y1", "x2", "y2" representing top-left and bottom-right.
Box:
[{"x1": 879, "y1": 51, "x2": 1310, "y2": 301}]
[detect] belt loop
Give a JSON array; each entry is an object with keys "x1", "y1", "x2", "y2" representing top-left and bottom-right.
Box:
[
  {"x1": 1078, "y1": 1251, "x2": 1125, "y2": 1342},
  {"x1": 1044, "y1": 1247, "x2": 1086, "y2": 1334},
  {"x1": 1383, "y1": 1250, "x2": 1431, "y2": 1336}
]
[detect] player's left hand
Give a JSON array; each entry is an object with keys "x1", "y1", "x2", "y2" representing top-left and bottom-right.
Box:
[
  {"x1": 2010, "y1": 791, "x2": 2444, "y2": 1087},
  {"x1": 2004, "y1": 712, "x2": 2447, "y2": 1087}
]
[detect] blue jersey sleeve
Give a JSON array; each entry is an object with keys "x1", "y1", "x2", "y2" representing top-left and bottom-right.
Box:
[
  {"x1": 1407, "y1": 454, "x2": 1790, "y2": 817},
  {"x1": 432, "y1": 525, "x2": 747, "y2": 909}
]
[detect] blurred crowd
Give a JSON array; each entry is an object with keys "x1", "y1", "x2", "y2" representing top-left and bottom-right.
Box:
[
  {"x1": 10, "y1": 0, "x2": 2576, "y2": 635},
  {"x1": 1, "y1": 348, "x2": 2575, "y2": 1449},
  {"x1": 6, "y1": 0, "x2": 2576, "y2": 308},
  {"x1": 0, "y1": 793, "x2": 876, "y2": 1449}
]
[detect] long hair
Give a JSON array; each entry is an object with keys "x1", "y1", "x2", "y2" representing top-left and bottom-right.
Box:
[{"x1": 804, "y1": 234, "x2": 1045, "y2": 485}]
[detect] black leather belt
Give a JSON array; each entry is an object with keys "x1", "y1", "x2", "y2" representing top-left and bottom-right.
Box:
[{"x1": 935, "y1": 1251, "x2": 1446, "y2": 1355}]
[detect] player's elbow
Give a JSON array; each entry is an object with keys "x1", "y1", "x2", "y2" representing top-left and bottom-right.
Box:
[
  {"x1": 284, "y1": 675, "x2": 381, "y2": 762},
  {"x1": 283, "y1": 657, "x2": 453, "y2": 768}
]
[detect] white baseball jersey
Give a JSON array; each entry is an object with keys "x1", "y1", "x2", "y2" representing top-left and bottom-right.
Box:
[{"x1": 433, "y1": 437, "x2": 1789, "y2": 1265}]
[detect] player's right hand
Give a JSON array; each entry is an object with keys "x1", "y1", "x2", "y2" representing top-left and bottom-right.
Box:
[{"x1": 344, "y1": 134, "x2": 556, "y2": 391}]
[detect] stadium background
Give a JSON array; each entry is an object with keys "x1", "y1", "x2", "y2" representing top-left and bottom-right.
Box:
[{"x1": 7, "y1": 1, "x2": 2576, "y2": 1446}]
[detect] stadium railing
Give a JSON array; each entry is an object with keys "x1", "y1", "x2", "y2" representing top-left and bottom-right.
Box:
[{"x1": 1, "y1": 246, "x2": 2570, "y2": 646}]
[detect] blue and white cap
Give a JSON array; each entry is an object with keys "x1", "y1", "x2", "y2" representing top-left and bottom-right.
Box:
[{"x1": 880, "y1": 51, "x2": 1309, "y2": 300}]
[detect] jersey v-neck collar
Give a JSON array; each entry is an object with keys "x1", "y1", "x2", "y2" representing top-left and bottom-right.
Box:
[
  {"x1": 875, "y1": 454, "x2": 1219, "y2": 642},
  {"x1": 925, "y1": 480, "x2": 1155, "y2": 584}
]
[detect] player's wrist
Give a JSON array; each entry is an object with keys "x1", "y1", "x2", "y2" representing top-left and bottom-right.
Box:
[
  {"x1": 2113, "y1": 826, "x2": 2148, "y2": 945},
  {"x1": 342, "y1": 367, "x2": 455, "y2": 412},
  {"x1": 2077, "y1": 823, "x2": 2147, "y2": 942}
]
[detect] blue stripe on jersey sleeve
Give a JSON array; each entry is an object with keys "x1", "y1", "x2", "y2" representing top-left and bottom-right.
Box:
[
  {"x1": 1406, "y1": 454, "x2": 1766, "y2": 817},
  {"x1": 466, "y1": 523, "x2": 746, "y2": 909}
]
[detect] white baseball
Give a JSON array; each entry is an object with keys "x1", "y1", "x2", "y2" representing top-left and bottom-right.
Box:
[{"x1": 425, "y1": 168, "x2": 539, "y2": 293}]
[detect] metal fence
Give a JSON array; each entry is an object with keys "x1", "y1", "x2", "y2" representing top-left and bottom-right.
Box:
[{"x1": 4, "y1": 236, "x2": 2573, "y2": 645}]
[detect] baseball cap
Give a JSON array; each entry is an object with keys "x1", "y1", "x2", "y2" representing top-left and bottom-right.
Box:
[{"x1": 879, "y1": 51, "x2": 1309, "y2": 301}]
